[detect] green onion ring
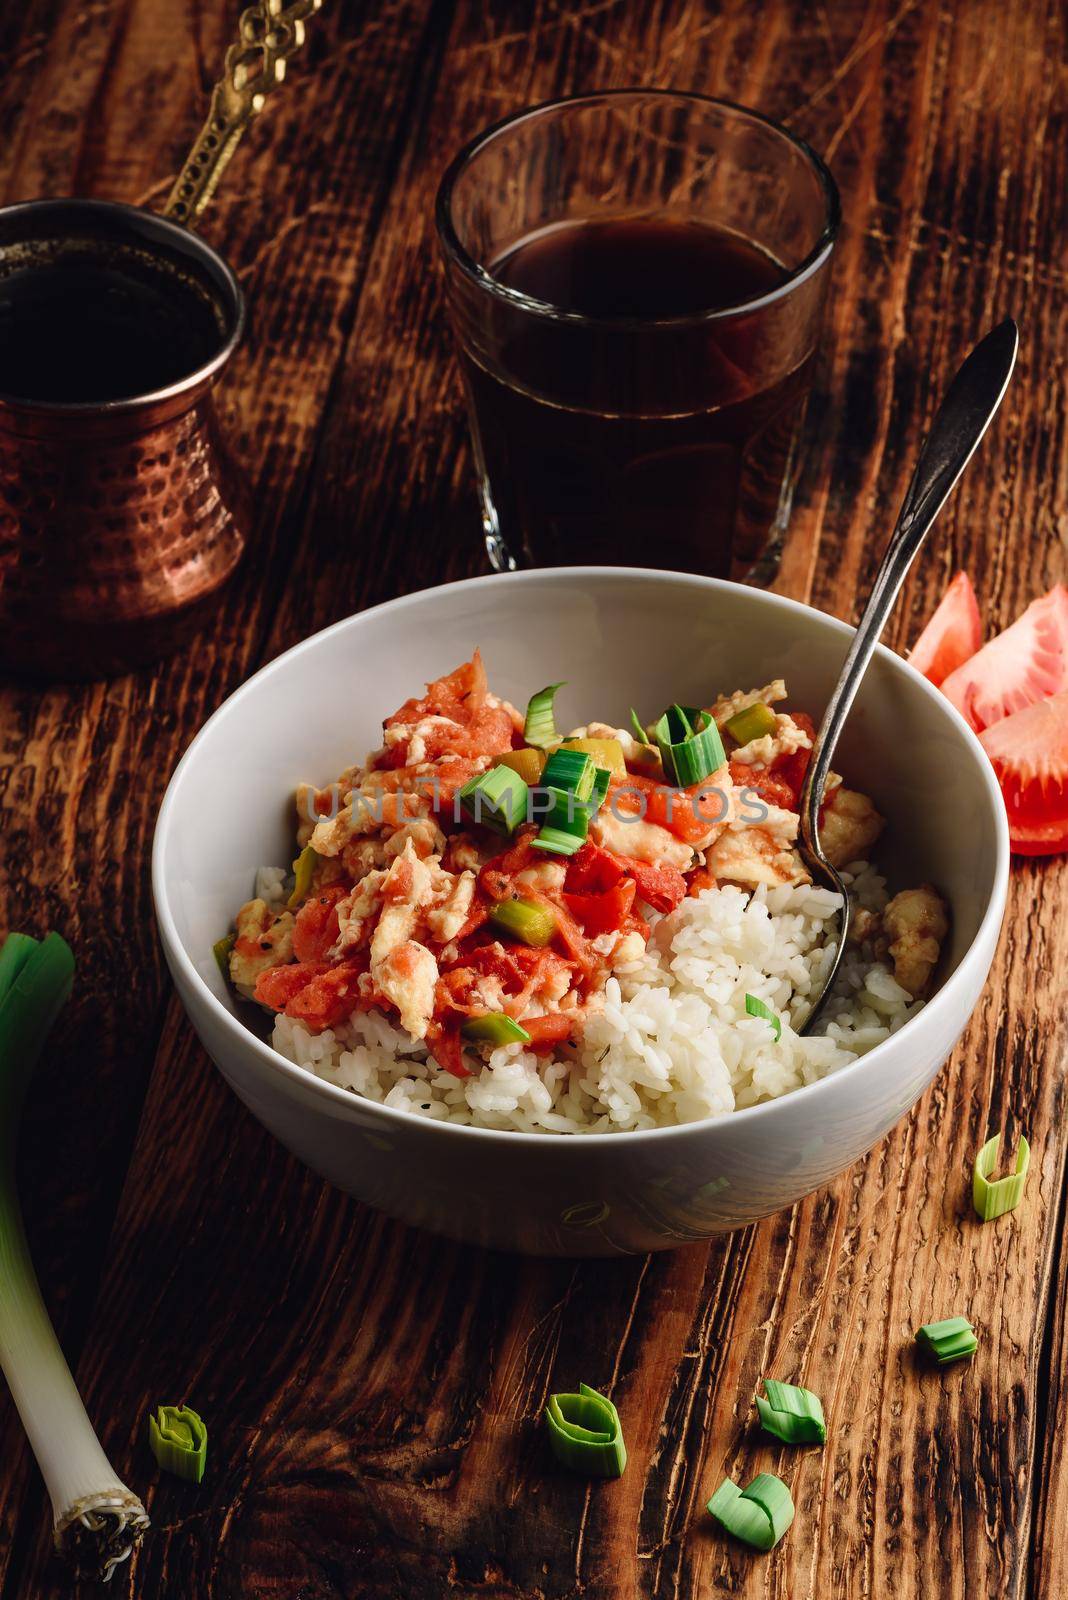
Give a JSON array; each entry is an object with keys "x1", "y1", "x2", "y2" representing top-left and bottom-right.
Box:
[
  {"x1": 755, "y1": 1379, "x2": 826, "y2": 1444},
  {"x1": 654, "y1": 703, "x2": 726, "y2": 787},
  {"x1": 708, "y1": 1472, "x2": 794, "y2": 1550},
  {"x1": 545, "y1": 1383, "x2": 626, "y2": 1478},
  {"x1": 524, "y1": 683, "x2": 565, "y2": 750},
  {"x1": 148, "y1": 1404, "x2": 208, "y2": 1484},
  {"x1": 973, "y1": 1132, "x2": 1030, "y2": 1221},
  {"x1": 914, "y1": 1316, "x2": 978, "y2": 1365}
]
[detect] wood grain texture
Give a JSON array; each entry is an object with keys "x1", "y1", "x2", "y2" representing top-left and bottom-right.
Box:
[{"x1": 0, "y1": 1, "x2": 1065, "y2": 1596}]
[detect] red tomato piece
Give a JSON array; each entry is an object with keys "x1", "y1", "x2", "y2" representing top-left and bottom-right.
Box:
[
  {"x1": 772, "y1": 710, "x2": 816, "y2": 804},
  {"x1": 609, "y1": 773, "x2": 723, "y2": 845},
  {"x1": 565, "y1": 842, "x2": 627, "y2": 893},
  {"x1": 729, "y1": 761, "x2": 795, "y2": 812},
  {"x1": 283, "y1": 961, "x2": 368, "y2": 1031},
  {"x1": 979, "y1": 688, "x2": 1068, "y2": 855},
  {"x1": 455, "y1": 941, "x2": 528, "y2": 988},
  {"x1": 941, "y1": 584, "x2": 1068, "y2": 732},
  {"x1": 520, "y1": 1014, "x2": 574, "y2": 1053},
  {"x1": 613, "y1": 855, "x2": 688, "y2": 914},
  {"x1": 292, "y1": 883, "x2": 348, "y2": 962},
  {"x1": 385, "y1": 652, "x2": 489, "y2": 727},
  {"x1": 562, "y1": 878, "x2": 637, "y2": 936},
  {"x1": 413, "y1": 706, "x2": 516, "y2": 765},
  {"x1": 380, "y1": 653, "x2": 516, "y2": 767},
  {"x1": 426, "y1": 1021, "x2": 471, "y2": 1079},
  {"x1": 434, "y1": 967, "x2": 484, "y2": 1016},
  {"x1": 452, "y1": 896, "x2": 492, "y2": 943},
  {"x1": 908, "y1": 571, "x2": 982, "y2": 687},
  {"x1": 253, "y1": 961, "x2": 329, "y2": 1011},
  {"x1": 478, "y1": 827, "x2": 538, "y2": 900},
  {"x1": 526, "y1": 890, "x2": 598, "y2": 982}
]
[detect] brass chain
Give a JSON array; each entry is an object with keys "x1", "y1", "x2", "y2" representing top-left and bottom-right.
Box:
[{"x1": 165, "y1": 0, "x2": 323, "y2": 226}]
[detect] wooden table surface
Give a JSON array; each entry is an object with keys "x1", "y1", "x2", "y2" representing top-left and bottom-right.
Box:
[{"x1": 1, "y1": 1, "x2": 1066, "y2": 1595}]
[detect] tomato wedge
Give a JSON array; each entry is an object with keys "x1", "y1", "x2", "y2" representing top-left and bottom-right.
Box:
[
  {"x1": 941, "y1": 584, "x2": 1068, "y2": 732},
  {"x1": 613, "y1": 854, "x2": 688, "y2": 914},
  {"x1": 562, "y1": 878, "x2": 637, "y2": 936},
  {"x1": 979, "y1": 688, "x2": 1068, "y2": 855},
  {"x1": 908, "y1": 571, "x2": 982, "y2": 687},
  {"x1": 772, "y1": 710, "x2": 815, "y2": 805},
  {"x1": 565, "y1": 842, "x2": 627, "y2": 893}
]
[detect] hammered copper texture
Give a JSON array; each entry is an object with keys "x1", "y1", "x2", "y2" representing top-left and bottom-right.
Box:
[{"x1": 0, "y1": 392, "x2": 247, "y2": 678}]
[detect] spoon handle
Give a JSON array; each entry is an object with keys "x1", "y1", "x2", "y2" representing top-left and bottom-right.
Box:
[{"x1": 800, "y1": 318, "x2": 1019, "y2": 855}]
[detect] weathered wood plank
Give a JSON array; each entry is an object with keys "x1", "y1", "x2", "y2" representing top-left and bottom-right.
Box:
[{"x1": 0, "y1": 0, "x2": 445, "y2": 1591}]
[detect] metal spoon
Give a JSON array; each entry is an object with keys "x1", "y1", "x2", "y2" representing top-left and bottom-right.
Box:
[{"x1": 797, "y1": 318, "x2": 1019, "y2": 1034}]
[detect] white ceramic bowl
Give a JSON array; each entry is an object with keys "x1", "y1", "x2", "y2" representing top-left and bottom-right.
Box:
[{"x1": 153, "y1": 568, "x2": 1008, "y2": 1256}]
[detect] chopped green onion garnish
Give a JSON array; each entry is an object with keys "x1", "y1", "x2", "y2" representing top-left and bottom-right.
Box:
[
  {"x1": 530, "y1": 762, "x2": 594, "y2": 852},
  {"x1": 557, "y1": 767, "x2": 611, "y2": 829},
  {"x1": 148, "y1": 1404, "x2": 208, "y2": 1484},
  {"x1": 745, "y1": 994, "x2": 782, "y2": 1041},
  {"x1": 459, "y1": 764, "x2": 530, "y2": 835},
  {"x1": 708, "y1": 1473, "x2": 794, "y2": 1551},
  {"x1": 461, "y1": 1013, "x2": 532, "y2": 1046},
  {"x1": 0, "y1": 933, "x2": 150, "y2": 1579},
  {"x1": 288, "y1": 843, "x2": 318, "y2": 907},
  {"x1": 666, "y1": 703, "x2": 694, "y2": 740},
  {"x1": 545, "y1": 1383, "x2": 626, "y2": 1478},
  {"x1": 915, "y1": 1316, "x2": 978, "y2": 1365},
  {"x1": 212, "y1": 933, "x2": 235, "y2": 976},
  {"x1": 755, "y1": 1380, "x2": 826, "y2": 1444},
  {"x1": 630, "y1": 708, "x2": 652, "y2": 745},
  {"x1": 588, "y1": 766, "x2": 610, "y2": 813},
  {"x1": 655, "y1": 703, "x2": 726, "y2": 786},
  {"x1": 725, "y1": 702, "x2": 778, "y2": 746},
  {"x1": 489, "y1": 897, "x2": 557, "y2": 946},
  {"x1": 973, "y1": 1132, "x2": 1030, "y2": 1221},
  {"x1": 531, "y1": 827, "x2": 587, "y2": 857},
  {"x1": 524, "y1": 683, "x2": 565, "y2": 749},
  {"x1": 542, "y1": 748, "x2": 595, "y2": 802},
  {"x1": 543, "y1": 784, "x2": 591, "y2": 834}
]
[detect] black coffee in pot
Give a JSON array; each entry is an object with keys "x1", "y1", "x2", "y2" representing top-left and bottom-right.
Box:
[{"x1": 0, "y1": 244, "x2": 224, "y2": 405}]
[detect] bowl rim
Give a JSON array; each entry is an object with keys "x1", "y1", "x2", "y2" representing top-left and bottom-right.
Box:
[{"x1": 152, "y1": 566, "x2": 1010, "y2": 1148}]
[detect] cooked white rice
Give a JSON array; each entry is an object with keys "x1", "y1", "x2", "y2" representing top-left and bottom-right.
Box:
[{"x1": 268, "y1": 860, "x2": 922, "y2": 1134}]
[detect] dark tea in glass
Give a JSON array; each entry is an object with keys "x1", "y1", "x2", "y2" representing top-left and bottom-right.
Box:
[{"x1": 437, "y1": 93, "x2": 839, "y2": 580}]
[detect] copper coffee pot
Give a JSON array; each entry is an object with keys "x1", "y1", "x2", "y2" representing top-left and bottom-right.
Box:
[{"x1": 0, "y1": 0, "x2": 322, "y2": 679}]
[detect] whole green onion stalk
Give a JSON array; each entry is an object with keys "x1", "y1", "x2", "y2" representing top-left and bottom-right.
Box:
[{"x1": 0, "y1": 933, "x2": 149, "y2": 1581}]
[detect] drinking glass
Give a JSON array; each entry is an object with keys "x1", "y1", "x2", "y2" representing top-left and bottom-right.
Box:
[{"x1": 436, "y1": 91, "x2": 840, "y2": 581}]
